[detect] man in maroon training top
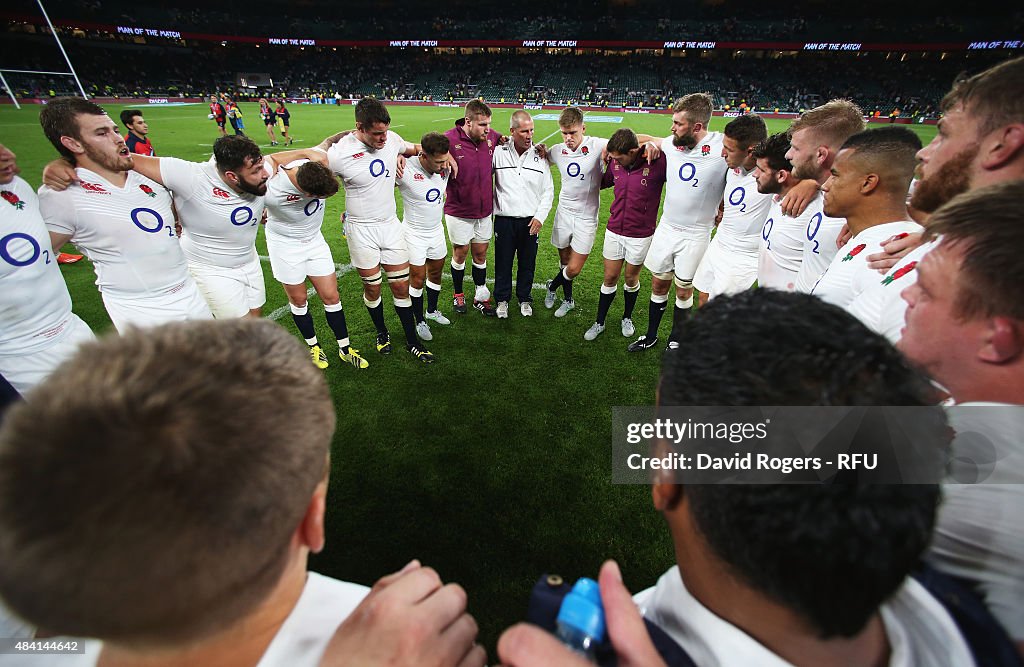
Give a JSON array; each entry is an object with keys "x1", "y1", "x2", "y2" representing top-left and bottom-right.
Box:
[{"x1": 444, "y1": 100, "x2": 502, "y2": 316}]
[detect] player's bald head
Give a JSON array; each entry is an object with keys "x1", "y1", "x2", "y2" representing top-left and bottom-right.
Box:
[
  {"x1": 836, "y1": 127, "x2": 922, "y2": 193},
  {"x1": 510, "y1": 110, "x2": 532, "y2": 130}
]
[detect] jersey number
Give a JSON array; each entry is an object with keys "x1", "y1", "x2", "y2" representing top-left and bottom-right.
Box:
[
  {"x1": 0, "y1": 232, "x2": 45, "y2": 267},
  {"x1": 728, "y1": 187, "x2": 746, "y2": 213},
  {"x1": 231, "y1": 206, "x2": 256, "y2": 227},
  {"x1": 806, "y1": 213, "x2": 823, "y2": 254},
  {"x1": 369, "y1": 159, "x2": 391, "y2": 178},
  {"x1": 679, "y1": 163, "x2": 699, "y2": 187}
]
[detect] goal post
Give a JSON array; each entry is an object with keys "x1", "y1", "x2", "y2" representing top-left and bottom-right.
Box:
[{"x1": 0, "y1": 0, "x2": 89, "y2": 108}]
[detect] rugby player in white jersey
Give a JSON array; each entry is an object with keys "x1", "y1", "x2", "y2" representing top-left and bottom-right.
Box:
[
  {"x1": 35, "y1": 98, "x2": 213, "y2": 332},
  {"x1": 264, "y1": 153, "x2": 369, "y2": 370},
  {"x1": 811, "y1": 127, "x2": 923, "y2": 311},
  {"x1": 543, "y1": 107, "x2": 659, "y2": 317},
  {"x1": 328, "y1": 97, "x2": 433, "y2": 363},
  {"x1": 784, "y1": 100, "x2": 867, "y2": 292},
  {"x1": 396, "y1": 132, "x2": 453, "y2": 343},
  {"x1": 0, "y1": 142, "x2": 94, "y2": 394},
  {"x1": 692, "y1": 114, "x2": 772, "y2": 303},
  {"x1": 752, "y1": 133, "x2": 810, "y2": 291},
  {"x1": 629, "y1": 94, "x2": 728, "y2": 352}
]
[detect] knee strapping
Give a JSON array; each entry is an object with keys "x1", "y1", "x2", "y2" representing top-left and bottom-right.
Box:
[
  {"x1": 652, "y1": 271, "x2": 674, "y2": 281},
  {"x1": 361, "y1": 270, "x2": 383, "y2": 286},
  {"x1": 674, "y1": 275, "x2": 693, "y2": 290},
  {"x1": 386, "y1": 268, "x2": 409, "y2": 283}
]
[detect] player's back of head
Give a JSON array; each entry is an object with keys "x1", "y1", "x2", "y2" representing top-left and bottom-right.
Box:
[
  {"x1": 838, "y1": 126, "x2": 923, "y2": 194},
  {"x1": 355, "y1": 97, "x2": 390, "y2": 128},
  {"x1": 658, "y1": 290, "x2": 939, "y2": 639},
  {"x1": 39, "y1": 97, "x2": 108, "y2": 162},
  {"x1": 607, "y1": 128, "x2": 639, "y2": 155},
  {"x1": 420, "y1": 131, "x2": 450, "y2": 157},
  {"x1": 724, "y1": 114, "x2": 768, "y2": 149},
  {"x1": 789, "y1": 99, "x2": 867, "y2": 151},
  {"x1": 296, "y1": 161, "x2": 340, "y2": 199},
  {"x1": 0, "y1": 319, "x2": 336, "y2": 646}
]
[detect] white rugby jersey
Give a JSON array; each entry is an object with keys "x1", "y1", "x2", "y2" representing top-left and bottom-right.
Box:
[
  {"x1": 265, "y1": 159, "x2": 327, "y2": 242},
  {"x1": 847, "y1": 237, "x2": 938, "y2": 343},
  {"x1": 812, "y1": 220, "x2": 923, "y2": 310},
  {"x1": 794, "y1": 192, "x2": 847, "y2": 293},
  {"x1": 659, "y1": 132, "x2": 729, "y2": 238},
  {"x1": 397, "y1": 155, "x2": 448, "y2": 232},
  {"x1": 39, "y1": 168, "x2": 192, "y2": 298},
  {"x1": 757, "y1": 197, "x2": 805, "y2": 291},
  {"x1": 715, "y1": 166, "x2": 773, "y2": 253},
  {"x1": 1, "y1": 176, "x2": 79, "y2": 355},
  {"x1": 159, "y1": 158, "x2": 265, "y2": 269},
  {"x1": 327, "y1": 131, "x2": 407, "y2": 224},
  {"x1": 548, "y1": 135, "x2": 609, "y2": 219}
]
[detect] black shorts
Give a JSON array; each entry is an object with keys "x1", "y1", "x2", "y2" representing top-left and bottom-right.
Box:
[
  {"x1": 264, "y1": 118, "x2": 275, "y2": 126},
  {"x1": 216, "y1": 119, "x2": 226, "y2": 128}
]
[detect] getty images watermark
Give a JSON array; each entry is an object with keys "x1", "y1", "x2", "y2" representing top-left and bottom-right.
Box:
[{"x1": 612, "y1": 405, "x2": 1024, "y2": 485}]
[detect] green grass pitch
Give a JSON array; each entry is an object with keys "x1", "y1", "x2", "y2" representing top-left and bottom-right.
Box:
[{"x1": 0, "y1": 101, "x2": 938, "y2": 651}]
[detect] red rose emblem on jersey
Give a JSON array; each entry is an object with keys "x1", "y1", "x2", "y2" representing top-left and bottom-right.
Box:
[
  {"x1": 581, "y1": 146, "x2": 589, "y2": 155},
  {"x1": 139, "y1": 184, "x2": 157, "y2": 198},
  {"x1": 701, "y1": 145, "x2": 710, "y2": 156},
  {"x1": 881, "y1": 261, "x2": 918, "y2": 285},
  {"x1": 212, "y1": 187, "x2": 230, "y2": 199},
  {"x1": 1, "y1": 190, "x2": 25, "y2": 209},
  {"x1": 841, "y1": 243, "x2": 867, "y2": 262}
]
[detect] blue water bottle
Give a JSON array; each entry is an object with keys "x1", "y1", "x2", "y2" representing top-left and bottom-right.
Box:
[{"x1": 555, "y1": 577, "x2": 606, "y2": 662}]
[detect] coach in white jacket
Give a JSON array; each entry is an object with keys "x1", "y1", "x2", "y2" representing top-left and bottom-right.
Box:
[{"x1": 492, "y1": 110, "x2": 554, "y2": 319}]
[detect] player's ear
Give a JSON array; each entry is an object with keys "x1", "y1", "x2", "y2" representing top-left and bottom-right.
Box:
[
  {"x1": 861, "y1": 172, "x2": 880, "y2": 194},
  {"x1": 60, "y1": 135, "x2": 85, "y2": 156}
]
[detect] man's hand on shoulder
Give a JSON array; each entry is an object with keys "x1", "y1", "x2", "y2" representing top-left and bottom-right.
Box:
[
  {"x1": 867, "y1": 231, "x2": 923, "y2": 273},
  {"x1": 780, "y1": 179, "x2": 818, "y2": 217},
  {"x1": 42, "y1": 159, "x2": 78, "y2": 191}
]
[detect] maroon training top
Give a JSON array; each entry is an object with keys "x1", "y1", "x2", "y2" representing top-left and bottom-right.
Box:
[
  {"x1": 444, "y1": 119, "x2": 503, "y2": 219},
  {"x1": 601, "y1": 152, "x2": 667, "y2": 238}
]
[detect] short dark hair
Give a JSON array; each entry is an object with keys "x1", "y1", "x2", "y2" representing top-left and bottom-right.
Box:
[
  {"x1": 607, "y1": 128, "x2": 639, "y2": 155},
  {"x1": 658, "y1": 290, "x2": 939, "y2": 639},
  {"x1": 724, "y1": 114, "x2": 768, "y2": 150},
  {"x1": 213, "y1": 135, "x2": 262, "y2": 173},
  {"x1": 420, "y1": 131, "x2": 450, "y2": 156},
  {"x1": 0, "y1": 319, "x2": 335, "y2": 644},
  {"x1": 838, "y1": 126, "x2": 922, "y2": 193},
  {"x1": 295, "y1": 161, "x2": 339, "y2": 199},
  {"x1": 923, "y1": 180, "x2": 1024, "y2": 321},
  {"x1": 751, "y1": 132, "x2": 793, "y2": 172},
  {"x1": 558, "y1": 107, "x2": 584, "y2": 128},
  {"x1": 39, "y1": 97, "x2": 108, "y2": 161},
  {"x1": 465, "y1": 99, "x2": 492, "y2": 120},
  {"x1": 355, "y1": 97, "x2": 390, "y2": 128},
  {"x1": 119, "y1": 109, "x2": 142, "y2": 127},
  {"x1": 941, "y1": 55, "x2": 1024, "y2": 134}
]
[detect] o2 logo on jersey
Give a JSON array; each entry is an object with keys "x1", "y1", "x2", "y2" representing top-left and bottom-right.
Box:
[
  {"x1": 679, "y1": 163, "x2": 699, "y2": 187},
  {"x1": 728, "y1": 187, "x2": 746, "y2": 213},
  {"x1": 762, "y1": 217, "x2": 774, "y2": 250},
  {"x1": 0, "y1": 232, "x2": 49, "y2": 267},
  {"x1": 230, "y1": 206, "x2": 256, "y2": 226},
  {"x1": 425, "y1": 188, "x2": 441, "y2": 203},
  {"x1": 130, "y1": 207, "x2": 174, "y2": 237},
  {"x1": 304, "y1": 199, "x2": 322, "y2": 217},
  {"x1": 369, "y1": 159, "x2": 391, "y2": 178},
  {"x1": 806, "y1": 213, "x2": 823, "y2": 254},
  {"x1": 566, "y1": 162, "x2": 584, "y2": 180}
]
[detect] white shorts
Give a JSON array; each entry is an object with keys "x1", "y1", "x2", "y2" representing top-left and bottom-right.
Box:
[
  {"x1": 602, "y1": 230, "x2": 653, "y2": 266},
  {"x1": 0, "y1": 315, "x2": 94, "y2": 395},
  {"x1": 644, "y1": 224, "x2": 711, "y2": 279},
  {"x1": 266, "y1": 233, "x2": 337, "y2": 285},
  {"x1": 445, "y1": 214, "x2": 493, "y2": 246},
  {"x1": 692, "y1": 237, "x2": 758, "y2": 298},
  {"x1": 404, "y1": 224, "x2": 448, "y2": 266},
  {"x1": 102, "y1": 279, "x2": 214, "y2": 332},
  {"x1": 188, "y1": 256, "x2": 266, "y2": 319},
  {"x1": 551, "y1": 208, "x2": 598, "y2": 255},
  {"x1": 345, "y1": 218, "x2": 410, "y2": 269}
]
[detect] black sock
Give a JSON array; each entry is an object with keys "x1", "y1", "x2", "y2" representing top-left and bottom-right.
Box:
[
  {"x1": 596, "y1": 289, "x2": 615, "y2": 326},
  {"x1": 291, "y1": 309, "x2": 316, "y2": 342},
  {"x1": 623, "y1": 288, "x2": 640, "y2": 319},
  {"x1": 471, "y1": 264, "x2": 487, "y2": 290},
  {"x1": 426, "y1": 284, "x2": 440, "y2": 313},
  {"x1": 645, "y1": 299, "x2": 667, "y2": 339},
  {"x1": 367, "y1": 301, "x2": 388, "y2": 335},
  {"x1": 563, "y1": 276, "x2": 574, "y2": 302},
  {"x1": 549, "y1": 269, "x2": 564, "y2": 292},
  {"x1": 411, "y1": 293, "x2": 425, "y2": 322},
  {"x1": 452, "y1": 265, "x2": 465, "y2": 295},
  {"x1": 395, "y1": 304, "x2": 421, "y2": 347},
  {"x1": 324, "y1": 307, "x2": 350, "y2": 353},
  {"x1": 668, "y1": 303, "x2": 691, "y2": 344}
]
